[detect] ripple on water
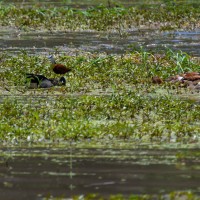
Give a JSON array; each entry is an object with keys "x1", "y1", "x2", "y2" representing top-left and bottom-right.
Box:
[
  {"x1": 1, "y1": 28, "x2": 200, "y2": 57},
  {"x1": 0, "y1": 143, "x2": 200, "y2": 199}
]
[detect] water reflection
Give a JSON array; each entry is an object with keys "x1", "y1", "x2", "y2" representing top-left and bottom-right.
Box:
[{"x1": 0, "y1": 145, "x2": 199, "y2": 199}]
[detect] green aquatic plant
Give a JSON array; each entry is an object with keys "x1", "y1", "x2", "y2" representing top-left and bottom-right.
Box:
[
  {"x1": 0, "y1": 3, "x2": 199, "y2": 31},
  {"x1": 0, "y1": 49, "x2": 200, "y2": 143},
  {"x1": 1, "y1": 49, "x2": 199, "y2": 90},
  {"x1": 0, "y1": 89, "x2": 199, "y2": 143},
  {"x1": 166, "y1": 48, "x2": 197, "y2": 74}
]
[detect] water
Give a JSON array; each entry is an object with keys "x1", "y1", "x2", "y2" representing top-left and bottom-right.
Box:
[
  {"x1": 2, "y1": 0, "x2": 200, "y2": 8},
  {"x1": 0, "y1": 144, "x2": 199, "y2": 199},
  {"x1": 0, "y1": 0, "x2": 175, "y2": 8},
  {"x1": 1, "y1": 28, "x2": 200, "y2": 57}
]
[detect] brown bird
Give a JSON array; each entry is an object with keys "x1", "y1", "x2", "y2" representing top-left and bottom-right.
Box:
[
  {"x1": 48, "y1": 55, "x2": 71, "y2": 75},
  {"x1": 181, "y1": 72, "x2": 200, "y2": 81},
  {"x1": 152, "y1": 76, "x2": 163, "y2": 84}
]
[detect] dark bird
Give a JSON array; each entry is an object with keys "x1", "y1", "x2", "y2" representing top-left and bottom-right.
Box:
[
  {"x1": 49, "y1": 76, "x2": 66, "y2": 86},
  {"x1": 48, "y1": 55, "x2": 71, "y2": 75},
  {"x1": 26, "y1": 73, "x2": 66, "y2": 89},
  {"x1": 26, "y1": 73, "x2": 48, "y2": 85}
]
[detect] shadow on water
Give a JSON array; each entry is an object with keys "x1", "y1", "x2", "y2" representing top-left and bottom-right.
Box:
[
  {"x1": 1, "y1": 28, "x2": 200, "y2": 56},
  {"x1": 0, "y1": 143, "x2": 200, "y2": 199}
]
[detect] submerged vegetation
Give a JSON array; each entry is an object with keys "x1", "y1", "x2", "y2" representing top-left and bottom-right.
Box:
[
  {"x1": 0, "y1": 3, "x2": 200, "y2": 31},
  {"x1": 0, "y1": 49, "x2": 200, "y2": 143}
]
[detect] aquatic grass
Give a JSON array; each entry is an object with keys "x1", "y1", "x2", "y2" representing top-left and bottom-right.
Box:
[
  {"x1": 0, "y1": 49, "x2": 199, "y2": 101},
  {"x1": 165, "y1": 48, "x2": 197, "y2": 74},
  {"x1": 0, "y1": 4, "x2": 199, "y2": 31},
  {"x1": 0, "y1": 90, "x2": 200, "y2": 143},
  {"x1": 1, "y1": 49, "x2": 200, "y2": 89},
  {"x1": 0, "y1": 49, "x2": 200, "y2": 143}
]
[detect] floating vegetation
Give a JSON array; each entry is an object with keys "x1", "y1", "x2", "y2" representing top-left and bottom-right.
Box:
[
  {"x1": 0, "y1": 49, "x2": 200, "y2": 144},
  {"x1": 0, "y1": 3, "x2": 199, "y2": 31}
]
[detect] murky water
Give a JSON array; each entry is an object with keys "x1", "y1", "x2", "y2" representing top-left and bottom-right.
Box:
[
  {"x1": 0, "y1": 144, "x2": 199, "y2": 199},
  {"x1": 0, "y1": 0, "x2": 174, "y2": 8},
  {"x1": 1, "y1": 28, "x2": 200, "y2": 56},
  {"x1": 3, "y1": 0, "x2": 200, "y2": 8}
]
